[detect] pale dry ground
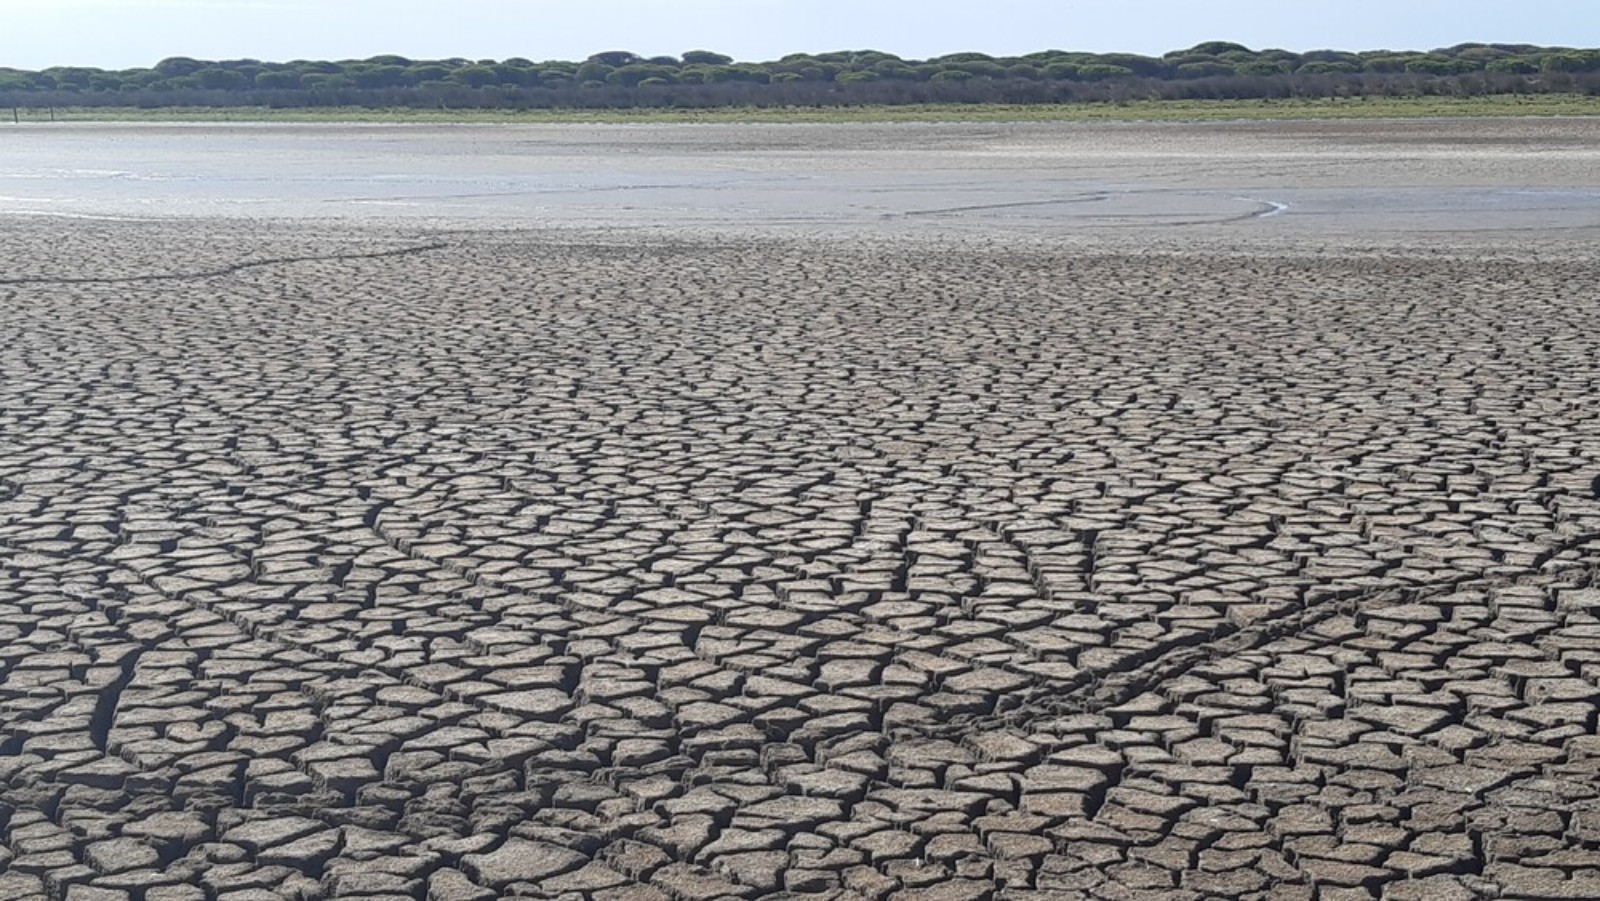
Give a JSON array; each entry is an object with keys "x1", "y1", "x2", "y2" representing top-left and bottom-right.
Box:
[
  {"x1": 3, "y1": 119, "x2": 1600, "y2": 238},
  {"x1": 2, "y1": 121, "x2": 1600, "y2": 900}
]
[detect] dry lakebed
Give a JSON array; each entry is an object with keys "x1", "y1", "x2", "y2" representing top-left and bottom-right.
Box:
[{"x1": 1, "y1": 118, "x2": 1600, "y2": 899}]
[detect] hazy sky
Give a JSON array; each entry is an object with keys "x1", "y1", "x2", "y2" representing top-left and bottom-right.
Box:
[{"x1": 2, "y1": 0, "x2": 1596, "y2": 69}]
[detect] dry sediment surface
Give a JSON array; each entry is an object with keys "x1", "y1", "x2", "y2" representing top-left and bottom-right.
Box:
[
  {"x1": 2, "y1": 218, "x2": 1600, "y2": 900},
  {"x1": 5, "y1": 119, "x2": 1600, "y2": 233}
]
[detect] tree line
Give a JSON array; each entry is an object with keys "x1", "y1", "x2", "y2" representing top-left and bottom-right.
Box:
[{"x1": 3, "y1": 43, "x2": 1599, "y2": 110}]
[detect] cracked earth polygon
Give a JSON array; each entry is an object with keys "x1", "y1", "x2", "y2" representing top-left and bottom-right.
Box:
[{"x1": 3, "y1": 123, "x2": 1600, "y2": 900}]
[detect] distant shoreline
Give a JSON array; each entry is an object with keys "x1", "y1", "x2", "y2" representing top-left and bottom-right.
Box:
[
  {"x1": 6, "y1": 43, "x2": 1600, "y2": 114},
  {"x1": 7, "y1": 94, "x2": 1599, "y2": 125}
]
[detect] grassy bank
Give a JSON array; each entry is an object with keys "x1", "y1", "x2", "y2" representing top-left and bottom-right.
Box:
[{"x1": 9, "y1": 93, "x2": 1599, "y2": 124}]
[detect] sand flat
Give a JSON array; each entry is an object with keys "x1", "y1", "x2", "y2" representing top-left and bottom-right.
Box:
[{"x1": 0, "y1": 120, "x2": 1598, "y2": 898}]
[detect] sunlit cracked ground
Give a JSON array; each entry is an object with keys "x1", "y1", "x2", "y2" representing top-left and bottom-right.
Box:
[{"x1": 3, "y1": 121, "x2": 1600, "y2": 900}]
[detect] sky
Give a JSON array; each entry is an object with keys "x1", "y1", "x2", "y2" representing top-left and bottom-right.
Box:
[{"x1": 1, "y1": 0, "x2": 1596, "y2": 70}]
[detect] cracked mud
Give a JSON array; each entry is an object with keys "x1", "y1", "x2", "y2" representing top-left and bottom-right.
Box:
[{"x1": 3, "y1": 122, "x2": 1600, "y2": 901}]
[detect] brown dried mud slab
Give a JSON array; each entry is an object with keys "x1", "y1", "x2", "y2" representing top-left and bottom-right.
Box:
[{"x1": 1, "y1": 207, "x2": 1599, "y2": 899}]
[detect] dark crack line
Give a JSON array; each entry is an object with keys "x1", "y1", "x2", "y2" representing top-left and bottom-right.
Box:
[
  {"x1": 87, "y1": 646, "x2": 141, "y2": 752},
  {"x1": 0, "y1": 241, "x2": 449, "y2": 286},
  {"x1": 920, "y1": 529, "x2": 1600, "y2": 738},
  {"x1": 897, "y1": 193, "x2": 1110, "y2": 218}
]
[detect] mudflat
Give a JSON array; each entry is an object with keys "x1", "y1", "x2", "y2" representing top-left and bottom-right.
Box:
[
  {"x1": 2, "y1": 120, "x2": 1599, "y2": 899},
  {"x1": 2, "y1": 118, "x2": 1599, "y2": 238}
]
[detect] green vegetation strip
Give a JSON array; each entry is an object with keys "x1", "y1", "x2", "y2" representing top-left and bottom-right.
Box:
[
  {"x1": 8, "y1": 45, "x2": 1600, "y2": 114},
  {"x1": 15, "y1": 94, "x2": 1600, "y2": 124}
]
